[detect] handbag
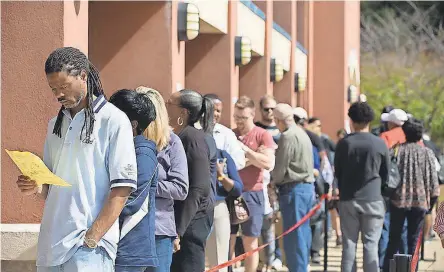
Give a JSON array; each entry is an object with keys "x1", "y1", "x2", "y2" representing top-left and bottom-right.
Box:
[
  {"x1": 226, "y1": 196, "x2": 250, "y2": 225},
  {"x1": 382, "y1": 143, "x2": 401, "y2": 198}
]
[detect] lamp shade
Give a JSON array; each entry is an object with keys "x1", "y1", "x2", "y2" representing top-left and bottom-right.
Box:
[
  {"x1": 294, "y1": 73, "x2": 307, "y2": 92},
  {"x1": 347, "y1": 85, "x2": 359, "y2": 103},
  {"x1": 235, "y1": 36, "x2": 252, "y2": 66},
  {"x1": 270, "y1": 58, "x2": 284, "y2": 82},
  {"x1": 178, "y1": 2, "x2": 200, "y2": 41}
]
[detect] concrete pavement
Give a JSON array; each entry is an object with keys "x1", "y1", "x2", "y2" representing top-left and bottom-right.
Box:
[{"x1": 230, "y1": 235, "x2": 443, "y2": 272}]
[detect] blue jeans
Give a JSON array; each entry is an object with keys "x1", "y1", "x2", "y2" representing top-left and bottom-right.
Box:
[
  {"x1": 278, "y1": 183, "x2": 314, "y2": 272},
  {"x1": 275, "y1": 239, "x2": 282, "y2": 260},
  {"x1": 146, "y1": 236, "x2": 174, "y2": 272},
  {"x1": 261, "y1": 214, "x2": 276, "y2": 265},
  {"x1": 378, "y1": 210, "x2": 408, "y2": 268},
  {"x1": 37, "y1": 246, "x2": 113, "y2": 272},
  {"x1": 117, "y1": 266, "x2": 148, "y2": 272},
  {"x1": 311, "y1": 199, "x2": 326, "y2": 253}
]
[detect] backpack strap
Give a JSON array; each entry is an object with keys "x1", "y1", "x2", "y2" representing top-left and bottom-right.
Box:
[{"x1": 392, "y1": 142, "x2": 400, "y2": 157}]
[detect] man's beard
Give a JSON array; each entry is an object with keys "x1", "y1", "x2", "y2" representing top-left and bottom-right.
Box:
[{"x1": 63, "y1": 92, "x2": 85, "y2": 109}]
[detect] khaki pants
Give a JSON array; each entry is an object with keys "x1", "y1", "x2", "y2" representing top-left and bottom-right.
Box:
[{"x1": 205, "y1": 200, "x2": 231, "y2": 272}]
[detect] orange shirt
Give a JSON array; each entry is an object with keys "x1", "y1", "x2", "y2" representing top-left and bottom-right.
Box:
[
  {"x1": 380, "y1": 127, "x2": 424, "y2": 148},
  {"x1": 380, "y1": 127, "x2": 406, "y2": 148}
]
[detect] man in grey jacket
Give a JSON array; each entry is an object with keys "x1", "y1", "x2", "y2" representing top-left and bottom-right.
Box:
[{"x1": 271, "y1": 103, "x2": 315, "y2": 272}]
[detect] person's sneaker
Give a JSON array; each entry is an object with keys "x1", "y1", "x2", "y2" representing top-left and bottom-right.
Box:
[
  {"x1": 271, "y1": 258, "x2": 283, "y2": 270},
  {"x1": 311, "y1": 252, "x2": 321, "y2": 264},
  {"x1": 336, "y1": 236, "x2": 343, "y2": 246}
]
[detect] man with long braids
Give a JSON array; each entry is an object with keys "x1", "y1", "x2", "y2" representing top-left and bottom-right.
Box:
[{"x1": 16, "y1": 47, "x2": 138, "y2": 271}]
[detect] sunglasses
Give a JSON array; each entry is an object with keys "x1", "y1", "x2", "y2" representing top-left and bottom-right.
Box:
[{"x1": 263, "y1": 107, "x2": 275, "y2": 112}]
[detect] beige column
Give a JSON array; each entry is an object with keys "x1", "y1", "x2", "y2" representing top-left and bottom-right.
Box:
[
  {"x1": 240, "y1": 0, "x2": 273, "y2": 114},
  {"x1": 272, "y1": 1, "x2": 297, "y2": 107},
  {"x1": 185, "y1": 1, "x2": 238, "y2": 128},
  {"x1": 305, "y1": 1, "x2": 315, "y2": 114},
  {"x1": 312, "y1": 1, "x2": 360, "y2": 138},
  {"x1": 89, "y1": 1, "x2": 185, "y2": 99}
]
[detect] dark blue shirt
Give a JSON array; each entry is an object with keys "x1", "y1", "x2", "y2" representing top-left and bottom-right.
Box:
[
  {"x1": 313, "y1": 146, "x2": 321, "y2": 170},
  {"x1": 116, "y1": 135, "x2": 158, "y2": 267},
  {"x1": 215, "y1": 149, "x2": 244, "y2": 202}
]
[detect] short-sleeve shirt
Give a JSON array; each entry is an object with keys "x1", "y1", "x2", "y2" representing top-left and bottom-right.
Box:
[
  {"x1": 380, "y1": 127, "x2": 406, "y2": 149},
  {"x1": 233, "y1": 126, "x2": 275, "y2": 192},
  {"x1": 36, "y1": 95, "x2": 137, "y2": 267}
]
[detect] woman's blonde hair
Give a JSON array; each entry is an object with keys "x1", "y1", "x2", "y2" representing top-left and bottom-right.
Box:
[{"x1": 136, "y1": 86, "x2": 171, "y2": 151}]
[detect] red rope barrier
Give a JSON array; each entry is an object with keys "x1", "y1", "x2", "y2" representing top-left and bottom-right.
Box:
[
  {"x1": 410, "y1": 228, "x2": 423, "y2": 272},
  {"x1": 205, "y1": 194, "x2": 328, "y2": 272}
]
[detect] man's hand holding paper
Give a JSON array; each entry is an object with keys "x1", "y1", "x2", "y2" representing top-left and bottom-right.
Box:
[
  {"x1": 16, "y1": 175, "x2": 40, "y2": 196},
  {"x1": 6, "y1": 149, "x2": 71, "y2": 187}
]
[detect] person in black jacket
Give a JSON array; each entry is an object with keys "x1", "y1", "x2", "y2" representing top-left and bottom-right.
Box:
[{"x1": 166, "y1": 89, "x2": 216, "y2": 272}]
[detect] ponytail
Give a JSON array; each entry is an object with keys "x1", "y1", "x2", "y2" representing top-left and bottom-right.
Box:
[{"x1": 200, "y1": 96, "x2": 214, "y2": 134}]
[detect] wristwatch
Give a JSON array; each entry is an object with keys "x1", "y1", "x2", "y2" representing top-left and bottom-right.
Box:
[
  {"x1": 84, "y1": 237, "x2": 98, "y2": 249},
  {"x1": 218, "y1": 174, "x2": 226, "y2": 181}
]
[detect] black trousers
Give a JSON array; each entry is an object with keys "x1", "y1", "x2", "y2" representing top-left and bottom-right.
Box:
[
  {"x1": 171, "y1": 209, "x2": 214, "y2": 272},
  {"x1": 382, "y1": 204, "x2": 426, "y2": 272}
]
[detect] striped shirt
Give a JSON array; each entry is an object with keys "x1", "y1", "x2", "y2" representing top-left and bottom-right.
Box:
[{"x1": 434, "y1": 202, "x2": 444, "y2": 240}]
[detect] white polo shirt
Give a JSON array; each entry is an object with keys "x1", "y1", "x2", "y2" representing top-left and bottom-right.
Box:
[
  {"x1": 213, "y1": 123, "x2": 246, "y2": 170},
  {"x1": 36, "y1": 95, "x2": 137, "y2": 267}
]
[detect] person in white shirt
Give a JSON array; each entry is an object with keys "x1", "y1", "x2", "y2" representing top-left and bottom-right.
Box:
[
  {"x1": 16, "y1": 47, "x2": 137, "y2": 272},
  {"x1": 203, "y1": 94, "x2": 245, "y2": 272},
  {"x1": 205, "y1": 94, "x2": 245, "y2": 170}
]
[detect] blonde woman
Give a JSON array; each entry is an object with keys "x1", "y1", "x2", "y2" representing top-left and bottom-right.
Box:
[{"x1": 136, "y1": 87, "x2": 189, "y2": 272}]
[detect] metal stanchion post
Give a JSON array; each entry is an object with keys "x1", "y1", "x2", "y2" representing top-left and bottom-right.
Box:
[
  {"x1": 324, "y1": 198, "x2": 328, "y2": 272},
  {"x1": 393, "y1": 254, "x2": 411, "y2": 272},
  {"x1": 421, "y1": 225, "x2": 425, "y2": 260},
  {"x1": 389, "y1": 259, "x2": 396, "y2": 272}
]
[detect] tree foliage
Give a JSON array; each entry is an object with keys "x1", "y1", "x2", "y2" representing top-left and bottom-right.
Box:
[{"x1": 361, "y1": 2, "x2": 444, "y2": 145}]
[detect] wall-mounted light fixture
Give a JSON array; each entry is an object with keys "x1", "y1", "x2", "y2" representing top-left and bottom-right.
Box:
[
  {"x1": 235, "y1": 36, "x2": 252, "y2": 66},
  {"x1": 294, "y1": 73, "x2": 307, "y2": 92},
  {"x1": 270, "y1": 58, "x2": 284, "y2": 83},
  {"x1": 178, "y1": 2, "x2": 200, "y2": 41},
  {"x1": 347, "y1": 85, "x2": 359, "y2": 103}
]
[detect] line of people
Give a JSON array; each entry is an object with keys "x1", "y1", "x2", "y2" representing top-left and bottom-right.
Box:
[
  {"x1": 15, "y1": 47, "x2": 338, "y2": 272},
  {"x1": 14, "y1": 47, "x2": 444, "y2": 272},
  {"x1": 335, "y1": 104, "x2": 443, "y2": 272}
]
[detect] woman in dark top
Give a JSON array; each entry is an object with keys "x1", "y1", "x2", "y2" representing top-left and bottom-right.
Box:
[
  {"x1": 166, "y1": 89, "x2": 216, "y2": 272},
  {"x1": 383, "y1": 119, "x2": 440, "y2": 271}
]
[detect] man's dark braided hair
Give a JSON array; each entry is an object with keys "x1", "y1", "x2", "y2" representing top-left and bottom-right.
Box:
[{"x1": 45, "y1": 47, "x2": 105, "y2": 144}]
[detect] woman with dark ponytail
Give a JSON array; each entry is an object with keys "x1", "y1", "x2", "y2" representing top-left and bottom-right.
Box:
[
  {"x1": 166, "y1": 89, "x2": 217, "y2": 272},
  {"x1": 16, "y1": 47, "x2": 137, "y2": 272}
]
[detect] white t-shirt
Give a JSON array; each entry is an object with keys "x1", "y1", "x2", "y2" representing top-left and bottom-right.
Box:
[
  {"x1": 262, "y1": 170, "x2": 273, "y2": 215},
  {"x1": 37, "y1": 96, "x2": 137, "y2": 266}
]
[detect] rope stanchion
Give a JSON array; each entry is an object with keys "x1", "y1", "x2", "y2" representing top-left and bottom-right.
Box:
[
  {"x1": 205, "y1": 194, "x2": 328, "y2": 272},
  {"x1": 410, "y1": 228, "x2": 423, "y2": 272},
  {"x1": 323, "y1": 198, "x2": 328, "y2": 272}
]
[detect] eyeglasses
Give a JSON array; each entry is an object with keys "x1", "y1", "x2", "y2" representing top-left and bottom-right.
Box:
[{"x1": 263, "y1": 107, "x2": 275, "y2": 112}]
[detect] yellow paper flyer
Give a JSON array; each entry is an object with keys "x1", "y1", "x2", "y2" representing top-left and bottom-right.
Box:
[{"x1": 5, "y1": 149, "x2": 71, "y2": 187}]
